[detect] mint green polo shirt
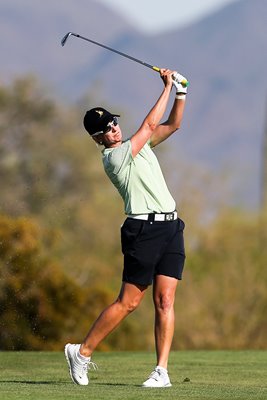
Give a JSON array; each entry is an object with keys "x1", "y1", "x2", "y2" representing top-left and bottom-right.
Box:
[{"x1": 102, "y1": 140, "x2": 176, "y2": 215}]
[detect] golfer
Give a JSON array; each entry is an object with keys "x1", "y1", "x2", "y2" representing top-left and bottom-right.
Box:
[{"x1": 65, "y1": 68, "x2": 187, "y2": 387}]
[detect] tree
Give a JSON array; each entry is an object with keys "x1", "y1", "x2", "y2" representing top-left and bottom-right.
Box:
[
  {"x1": 0, "y1": 214, "x2": 87, "y2": 349},
  {"x1": 175, "y1": 210, "x2": 267, "y2": 349}
]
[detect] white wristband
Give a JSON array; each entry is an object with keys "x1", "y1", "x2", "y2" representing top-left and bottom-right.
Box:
[{"x1": 176, "y1": 93, "x2": 186, "y2": 100}]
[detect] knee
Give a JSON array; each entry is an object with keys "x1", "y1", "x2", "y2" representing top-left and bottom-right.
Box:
[
  {"x1": 117, "y1": 296, "x2": 141, "y2": 314},
  {"x1": 154, "y1": 293, "x2": 174, "y2": 314}
]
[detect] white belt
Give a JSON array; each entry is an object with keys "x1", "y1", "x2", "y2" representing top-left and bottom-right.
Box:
[{"x1": 127, "y1": 211, "x2": 178, "y2": 222}]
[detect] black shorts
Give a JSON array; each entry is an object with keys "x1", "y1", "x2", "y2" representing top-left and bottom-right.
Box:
[{"x1": 121, "y1": 217, "x2": 186, "y2": 286}]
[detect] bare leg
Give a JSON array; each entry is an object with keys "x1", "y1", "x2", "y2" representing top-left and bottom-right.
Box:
[
  {"x1": 153, "y1": 275, "x2": 178, "y2": 369},
  {"x1": 80, "y1": 282, "x2": 147, "y2": 357}
]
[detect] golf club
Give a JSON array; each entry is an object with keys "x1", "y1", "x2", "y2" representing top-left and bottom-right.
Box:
[{"x1": 61, "y1": 32, "x2": 189, "y2": 87}]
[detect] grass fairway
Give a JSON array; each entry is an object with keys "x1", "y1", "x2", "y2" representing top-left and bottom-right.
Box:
[{"x1": 0, "y1": 350, "x2": 266, "y2": 400}]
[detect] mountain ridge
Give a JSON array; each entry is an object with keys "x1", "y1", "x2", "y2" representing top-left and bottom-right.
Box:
[{"x1": 0, "y1": 0, "x2": 266, "y2": 208}]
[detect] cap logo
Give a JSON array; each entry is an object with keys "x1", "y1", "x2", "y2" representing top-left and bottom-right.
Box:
[{"x1": 95, "y1": 110, "x2": 103, "y2": 117}]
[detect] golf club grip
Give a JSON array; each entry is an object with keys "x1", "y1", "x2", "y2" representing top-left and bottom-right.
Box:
[{"x1": 154, "y1": 67, "x2": 189, "y2": 87}]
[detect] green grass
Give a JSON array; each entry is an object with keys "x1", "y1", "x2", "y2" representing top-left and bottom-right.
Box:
[{"x1": 0, "y1": 351, "x2": 266, "y2": 400}]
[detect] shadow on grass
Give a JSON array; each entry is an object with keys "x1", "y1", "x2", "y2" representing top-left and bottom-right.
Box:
[
  {"x1": 95, "y1": 382, "x2": 142, "y2": 388},
  {"x1": 1, "y1": 380, "x2": 139, "y2": 387},
  {"x1": 0, "y1": 380, "x2": 65, "y2": 385}
]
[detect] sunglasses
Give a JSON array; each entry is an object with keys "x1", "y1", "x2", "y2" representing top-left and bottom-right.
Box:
[{"x1": 91, "y1": 117, "x2": 119, "y2": 137}]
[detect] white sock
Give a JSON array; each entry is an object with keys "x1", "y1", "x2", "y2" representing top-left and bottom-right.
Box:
[
  {"x1": 156, "y1": 365, "x2": 168, "y2": 374},
  {"x1": 77, "y1": 347, "x2": 90, "y2": 361}
]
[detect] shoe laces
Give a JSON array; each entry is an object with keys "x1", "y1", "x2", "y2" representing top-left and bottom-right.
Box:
[
  {"x1": 148, "y1": 369, "x2": 161, "y2": 381},
  {"x1": 77, "y1": 357, "x2": 98, "y2": 374},
  {"x1": 88, "y1": 360, "x2": 98, "y2": 371}
]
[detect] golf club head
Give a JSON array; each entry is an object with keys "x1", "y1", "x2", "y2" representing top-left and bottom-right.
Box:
[{"x1": 61, "y1": 32, "x2": 74, "y2": 47}]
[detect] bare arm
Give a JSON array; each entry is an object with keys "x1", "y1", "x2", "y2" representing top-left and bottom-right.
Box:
[
  {"x1": 130, "y1": 69, "x2": 173, "y2": 158},
  {"x1": 149, "y1": 96, "x2": 186, "y2": 148}
]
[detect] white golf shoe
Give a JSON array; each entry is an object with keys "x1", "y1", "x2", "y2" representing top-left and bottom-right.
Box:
[
  {"x1": 142, "y1": 366, "x2": 172, "y2": 388},
  {"x1": 64, "y1": 343, "x2": 97, "y2": 385}
]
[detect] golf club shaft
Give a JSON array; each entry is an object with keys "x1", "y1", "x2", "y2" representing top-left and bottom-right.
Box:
[{"x1": 61, "y1": 32, "x2": 188, "y2": 87}]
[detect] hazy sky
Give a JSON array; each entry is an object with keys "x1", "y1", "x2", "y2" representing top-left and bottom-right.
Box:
[{"x1": 99, "y1": 0, "x2": 239, "y2": 33}]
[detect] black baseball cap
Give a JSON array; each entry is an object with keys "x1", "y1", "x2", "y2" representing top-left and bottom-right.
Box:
[{"x1": 83, "y1": 107, "x2": 120, "y2": 136}]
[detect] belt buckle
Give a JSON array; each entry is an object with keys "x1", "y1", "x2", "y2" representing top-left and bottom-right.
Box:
[{"x1": 165, "y1": 213, "x2": 174, "y2": 221}]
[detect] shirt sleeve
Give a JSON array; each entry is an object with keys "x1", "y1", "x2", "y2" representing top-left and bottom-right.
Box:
[{"x1": 103, "y1": 140, "x2": 133, "y2": 175}]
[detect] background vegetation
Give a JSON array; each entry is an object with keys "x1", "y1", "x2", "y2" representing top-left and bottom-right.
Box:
[{"x1": 0, "y1": 76, "x2": 266, "y2": 350}]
